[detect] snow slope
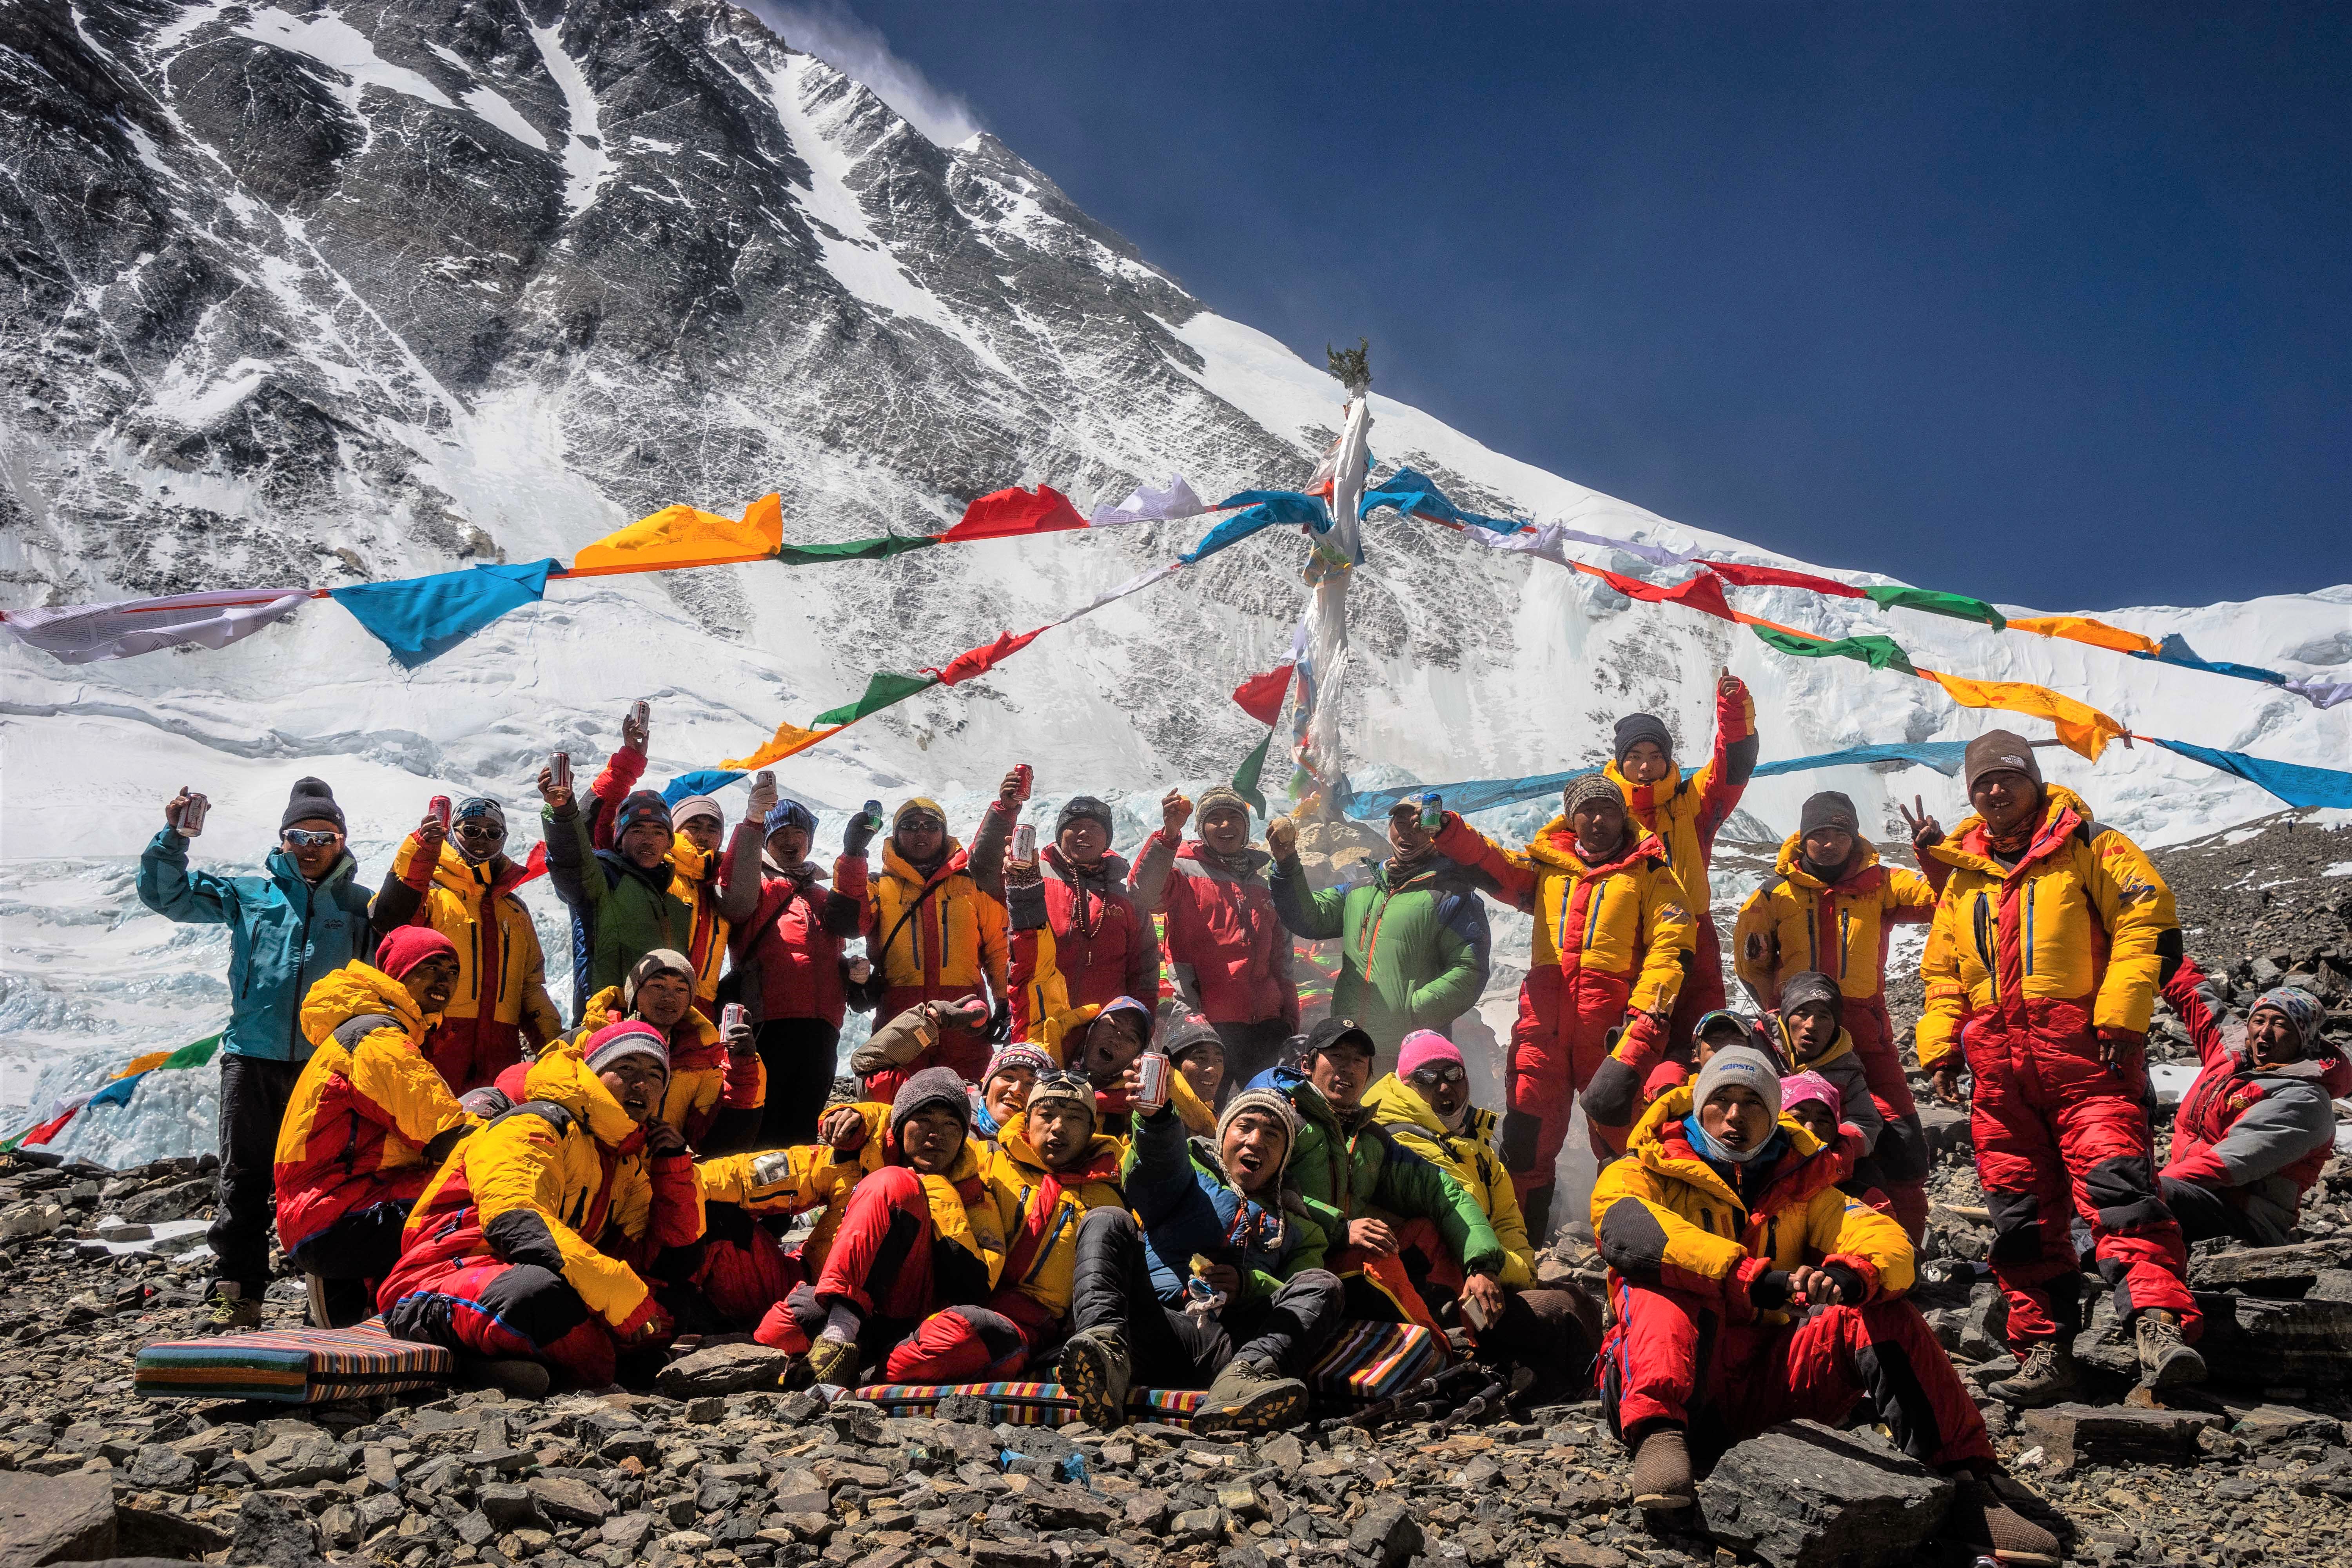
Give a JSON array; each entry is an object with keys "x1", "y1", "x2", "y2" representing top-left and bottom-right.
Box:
[{"x1": 1, "y1": 0, "x2": 2344, "y2": 1167}]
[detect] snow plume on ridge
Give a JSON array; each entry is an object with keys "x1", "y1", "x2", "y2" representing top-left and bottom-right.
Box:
[{"x1": 748, "y1": 0, "x2": 981, "y2": 146}]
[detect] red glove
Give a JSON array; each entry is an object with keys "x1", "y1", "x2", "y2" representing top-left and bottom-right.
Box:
[
  {"x1": 1615, "y1": 1011, "x2": 1671, "y2": 1073},
  {"x1": 613, "y1": 1294, "x2": 672, "y2": 1349}
]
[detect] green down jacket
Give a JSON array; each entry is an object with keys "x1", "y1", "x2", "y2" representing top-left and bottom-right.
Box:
[
  {"x1": 1275, "y1": 1073, "x2": 1506, "y2": 1279},
  {"x1": 1269, "y1": 852, "x2": 1491, "y2": 1056}
]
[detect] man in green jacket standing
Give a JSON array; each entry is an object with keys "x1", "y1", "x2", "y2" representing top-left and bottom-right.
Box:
[
  {"x1": 539, "y1": 768, "x2": 693, "y2": 1005},
  {"x1": 1267, "y1": 802, "x2": 1491, "y2": 1066}
]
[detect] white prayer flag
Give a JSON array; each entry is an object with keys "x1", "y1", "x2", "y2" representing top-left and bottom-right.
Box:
[{"x1": 0, "y1": 587, "x2": 310, "y2": 664}]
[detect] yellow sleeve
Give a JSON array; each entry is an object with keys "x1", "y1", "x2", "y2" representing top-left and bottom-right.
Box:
[
  {"x1": 1171, "y1": 1069, "x2": 1217, "y2": 1138},
  {"x1": 466, "y1": 1117, "x2": 648, "y2": 1327},
  {"x1": 979, "y1": 888, "x2": 1010, "y2": 999},
  {"x1": 1591, "y1": 1153, "x2": 1749, "y2": 1302},
  {"x1": 1630, "y1": 868, "x2": 1696, "y2": 1015},
  {"x1": 1885, "y1": 866, "x2": 1939, "y2": 918},
  {"x1": 517, "y1": 909, "x2": 564, "y2": 1046},
  {"x1": 1482, "y1": 1151, "x2": 1535, "y2": 1288},
  {"x1": 1806, "y1": 1184, "x2": 1915, "y2": 1300},
  {"x1": 2082, "y1": 830, "x2": 2178, "y2": 1035},
  {"x1": 696, "y1": 1115, "x2": 880, "y2": 1213},
  {"x1": 347, "y1": 1029, "x2": 470, "y2": 1149},
  {"x1": 1730, "y1": 887, "x2": 1775, "y2": 997},
  {"x1": 1915, "y1": 890, "x2": 1969, "y2": 1072}
]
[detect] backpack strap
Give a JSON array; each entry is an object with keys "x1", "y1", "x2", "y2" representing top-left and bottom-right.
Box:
[{"x1": 330, "y1": 1013, "x2": 402, "y2": 1049}]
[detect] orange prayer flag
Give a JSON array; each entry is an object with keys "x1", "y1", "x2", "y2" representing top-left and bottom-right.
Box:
[
  {"x1": 1927, "y1": 671, "x2": 2126, "y2": 760},
  {"x1": 113, "y1": 1051, "x2": 172, "y2": 1079},
  {"x1": 567, "y1": 493, "x2": 784, "y2": 578},
  {"x1": 720, "y1": 719, "x2": 843, "y2": 772},
  {"x1": 2005, "y1": 615, "x2": 2161, "y2": 657}
]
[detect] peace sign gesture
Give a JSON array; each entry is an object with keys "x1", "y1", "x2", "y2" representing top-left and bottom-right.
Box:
[{"x1": 1896, "y1": 793, "x2": 1942, "y2": 850}]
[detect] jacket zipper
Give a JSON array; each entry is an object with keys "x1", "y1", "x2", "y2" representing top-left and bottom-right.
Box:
[
  {"x1": 1837, "y1": 909, "x2": 1850, "y2": 981},
  {"x1": 1583, "y1": 881, "x2": 1606, "y2": 952},
  {"x1": 2022, "y1": 883, "x2": 2035, "y2": 979}
]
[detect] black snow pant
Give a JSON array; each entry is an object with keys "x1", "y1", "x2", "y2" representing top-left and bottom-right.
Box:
[
  {"x1": 756, "y1": 1018, "x2": 842, "y2": 1149},
  {"x1": 1068, "y1": 1207, "x2": 1341, "y2": 1388},
  {"x1": 211, "y1": 1054, "x2": 303, "y2": 1299},
  {"x1": 2160, "y1": 1175, "x2": 2283, "y2": 1247},
  {"x1": 288, "y1": 1203, "x2": 412, "y2": 1327},
  {"x1": 1212, "y1": 1019, "x2": 1296, "y2": 1095}
]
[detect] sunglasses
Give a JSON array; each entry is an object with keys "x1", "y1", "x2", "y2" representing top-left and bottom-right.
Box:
[
  {"x1": 898, "y1": 815, "x2": 946, "y2": 832},
  {"x1": 282, "y1": 828, "x2": 342, "y2": 848},
  {"x1": 1408, "y1": 1063, "x2": 1468, "y2": 1088},
  {"x1": 1034, "y1": 1069, "x2": 1093, "y2": 1097}
]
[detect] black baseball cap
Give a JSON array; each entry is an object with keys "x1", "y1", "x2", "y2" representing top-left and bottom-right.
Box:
[{"x1": 1304, "y1": 1016, "x2": 1375, "y2": 1060}]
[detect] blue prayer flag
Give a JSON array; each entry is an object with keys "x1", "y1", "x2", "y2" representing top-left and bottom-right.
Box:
[{"x1": 332, "y1": 559, "x2": 559, "y2": 668}]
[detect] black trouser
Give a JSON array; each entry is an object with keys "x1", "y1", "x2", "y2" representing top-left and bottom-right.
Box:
[
  {"x1": 1212, "y1": 1020, "x2": 1295, "y2": 1092},
  {"x1": 756, "y1": 1018, "x2": 842, "y2": 1148},
  {"x1": 288, "y1": 1203, "x2": 412, "y2": 1327},
  {"x1": 2160, "y1": 1176, "x2": 2281, "y2": 1247},
  {"x1": 211, "y1": 1054, "x2": 303, "y2": 1298},
  {"x1": 1069, "y1": 1208, "x2": 1341, "y2": 1387}
]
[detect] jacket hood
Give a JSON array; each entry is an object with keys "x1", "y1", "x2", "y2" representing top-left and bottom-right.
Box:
[
  {"x1": 1602, "y1": 760, "x2": 1690, "y2": 816},
  {"x1": 1526, "y1": 815, "x2": 1670, "y2": 878},
  {"x1": 1929, "y1": 784, "x2": 2098, "y2": 876},
  {"x1": 300, "y1": 962, "x2": 428, "y2": 1050},
  {"x1": 422, "y1": 837, "x2": 530, "y2": 898},
  {"x1": 670, "y1": 834, "x2": 717, "y2": 886},
  {"x1": 1625, "y1": 1084, "x2": 1836, "y2": 1215},
  {"x1": 267, "y1": 847, "x2": 359, "y2": 898},
  {"x1": 1002, "y1": 1128, "x2": 1126, "y2": 1184},
  {"x1": 2231, "y1": 1039, "x2": 2352, "y2": 1098},
  {"x1": 1772, "y1": 832, "x2": 1884, "y2": 891},
  {"x1": 520, "y1": 1041, "x2": 645, "y2": 1150},
  {"x1": 1363, "y1": 1073, "x2": 1450, "y2": 1138},
  {"x1": 579, "y1": 985, "x2": 722, "y2": 1062}
]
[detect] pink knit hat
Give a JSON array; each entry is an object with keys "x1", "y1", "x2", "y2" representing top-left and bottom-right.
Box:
[
  {"x1": 1397, "y1": 1030, "x2": 1463, "y2": 1081},
  {"x1": 1779, "y1": 1069, "x2": 1842, "y2": 1119}
]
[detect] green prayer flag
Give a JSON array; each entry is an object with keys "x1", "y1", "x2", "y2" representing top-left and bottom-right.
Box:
[
  {"x1": 1751, "y1": 624, "x2": 1917, "y2": 673},
  {"x1": 1862, "y1": 584, "x2": 2007, "y2": 632},
  {"x1": 161, "y1": 1033, "x2": 223, "y2": 1071},
  {"x1": 773, "y1": 535, "x2": 942, "y2": 566},
  {"x1": 1232, "y1": 730, "x2": 1274, "y2": 815},
  {"x1": 813, "y1": 670, "x2": 940, "y2": 727}
]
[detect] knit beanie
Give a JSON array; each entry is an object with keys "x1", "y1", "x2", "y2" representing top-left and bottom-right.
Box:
[
  {"x1": 1397, "y1": 1030, "x2": 1464, "y2": 1081},
  {"x1": 623, "y1": 948, "x2": 695, "y2": 1011},
  {"x1": 1056, "y1": 795, "x2": 1115, "y2": 839},
  {"x1": 982, "y1": 1044, "x2": 1054, "y2": 1088},
  {"x1": 1779, "y1": 1069, "x2": 1843, "y2": 1120},
  {"x1": 765, "y1": 797, "x2": 818, "y2": 838},
  {"x1": 1024, "y1": 1069, "x2": 1096, "y2": 1127},
  {"x1": 894, "y1": 797, "x2": 946, "y2": 828},
  {"x1": 1779, "y1": 971, "x2": 1842, "y2": 1019},
  {"x1": 1963, "y1": 730, "x2": 2043, "y2": 795},
  {"x1": 1163, "y1": 1017, "x2": 1225, "y2": 1065},
  {"x1": 281, "y1": 776, "x2": 347, "y2": 833},
  {"x1": 615, "y1": 790, "x2": 672, "y2": 837},
  {"x1": 1693, "y1": 1045, "x2": 1783, "y2": 1120},
  {"x1": 1216, "y1": 1088, "x2": 1299, "y2": 1179},
  {"x1": 376, "y1": 926, "x2": 459, "y2": 980},
  {"x1": 1613, "y1": 713, "x2": 1673, "y2": 766},
  {"x1": 2252, "y1": 987, "x2": 2326, "y2": 1051},
  {"x1": 671, "y1": 794, "x2": 725, "y2": 831},
  {"x1": 584, "y1": 1020, "x2": 670, "y2": 1078},
  {"x1": 453, "y1": 797, "x2": 505, "y2": 829},
  {"x1": 1563, "y1": 773, "x2": 1623, "y2": 819},
  {"x1": 1798, "y1": 791, "x2": 1858, "y2": 837},
  {"x1": 891, "y1": 1065, "x2": 973, "y2": 1141},
  {"x1": 1194, "y1": 786, "x2": 1254, "y2": 822}
]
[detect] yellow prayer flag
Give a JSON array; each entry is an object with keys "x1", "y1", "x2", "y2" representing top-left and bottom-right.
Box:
[
  {"x1": 1928, "y1": 671, "x2": 2126, "y2": 760},
  {"x1": 721, "y1": 719, "x2": 844, "y2": 772},
  {"x1": 567, "y1": 492, "x2": 784, "y2": 578},
  {"x1": 2006, "y1": 615, "x2": 2160, "y2": 657}
]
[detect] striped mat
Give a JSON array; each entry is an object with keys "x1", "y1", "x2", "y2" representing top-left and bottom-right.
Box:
[{"x1": 135, "y1": 1317, "x2": 455, "y2": 1404}]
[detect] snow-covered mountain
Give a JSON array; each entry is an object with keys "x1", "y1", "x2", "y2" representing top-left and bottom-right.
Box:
[{"x1": 3, "y1": 0, "x2": 2346, "y2": 1165}]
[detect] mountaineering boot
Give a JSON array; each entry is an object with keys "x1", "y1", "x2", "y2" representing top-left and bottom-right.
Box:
[
  {"x1": 205, "y1": 1283, "x2": 264, "y2": 1331},
  {"x1": 1945, "y1": 1472, "x2": 2062, "y2": 1566},
  {"x1": 1056, "y1": 1326, "x2": 1131, "y2": 1430},
  {"x1": 1629, "y1": 1426, "x2": 1695, "y2": 1512},
  {"x1": 1197, "y1": 1356, "x2": 1307, "y2": 1433},
  {"x1": 1986, "y1": 1339, "x2": 2079, "y2": 1408},
  {"x1": 805, "y1": 1333, "x2": 861, "y2": 1390},
  {"x1": 460, "y1": 1356, "x2": 551, "y2": 1399},
  {"x1": 2134, "y1": 1309, "x2": 2206, "y2": 1388}
]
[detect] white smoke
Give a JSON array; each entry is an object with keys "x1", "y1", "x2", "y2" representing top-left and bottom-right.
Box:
[{"x1": 748, "y1": 0, "x2": 984, "y2": 146}]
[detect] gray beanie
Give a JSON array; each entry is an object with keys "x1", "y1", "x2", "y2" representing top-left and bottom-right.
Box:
[
  {"x1": 1563, "y1": 773, "x2": 1623, "y2": 819},
  {"x1": 1693, "y1": 1045, "x2": 1783, "y2": 1121},
  {"x1": 891, "y1": 1065, "x2": 973, "y2": 1142}
]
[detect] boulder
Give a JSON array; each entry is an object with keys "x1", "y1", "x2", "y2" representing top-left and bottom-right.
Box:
[
  {"x1": 113, "y1": 1179, "x2": 212, "y2": 1225},
  {"x1": 0, "y1": 1471, "x2": 114, "y2": 1568},
  {"x1": 1345, "y1": 1499, "x2": 1423, "y2": 1568},
  {"x1": 654, "y1": 1342, "x2": 793, "y2": 1398},
  {"x1": 525, "y1": 1474, "x2": 612, "y2": 1525},
  {"x1": 2189, "y1": 1240, "x2": 2352, "y2": 1295},
  {"x1": 2016, "y1": 1404, "x2": 2220, "y2": 1469},
  {"x1": 1695, "y1": 1421, "x2": 1954, "y2": 1568},
  {"x1": 225, "y1": 1491, "x2": 324, "y2": 1568}
]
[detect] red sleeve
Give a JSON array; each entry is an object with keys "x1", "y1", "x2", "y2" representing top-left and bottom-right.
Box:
[
  {"x1": 646, "y1": 1150, "x2": 704, "y2": 1249},
  {"x1": 1432, "y1": 814, "x2": 1540, "y2": 909},
  {"x1": 722, "y1": 1047, "x2": 764, "y2": 1109},
  {"x1": 833, "y1": 855, "x2": 868, "y2": 902},
  {"x1": 1690, "y1": 678, "x2": 1758, "y2": 854},
  {"x1": 2162, "y1": 959, "x2": 2234, "y2": 1070},
  {"x1": 588, "y1": 746, "x2": 648, "y2": 852}
]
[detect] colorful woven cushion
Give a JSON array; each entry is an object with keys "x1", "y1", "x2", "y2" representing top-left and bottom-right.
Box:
[
  {"x1": 135, "y1": 1317, "x2": 455, "y2": 1404},
  {"x1": 853, "y1": 1380, "x2": 1209, "y2": 1428},
  {"x1": 1306, "y1": 1320, "x2": 1443, "y2": 1404}
]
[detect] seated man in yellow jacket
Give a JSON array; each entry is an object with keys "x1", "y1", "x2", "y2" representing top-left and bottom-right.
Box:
[{"x1": 1593, "y1": 1045, "x2": 2056, "y2": 1564}]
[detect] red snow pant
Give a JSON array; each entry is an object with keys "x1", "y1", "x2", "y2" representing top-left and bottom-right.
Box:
[
  {"x1": 671, "y1": 1202, "x2": 808, "y2": 1333},
  {"x1": 380, "y1": 1257, "x2": 622, "y2": 1386},
  {"x1": 1666, "y1": 918, "x2": 1727, "y2": 1051},
  {"x1": 1499, "y1": 963, "x2": 1635, "y2": 1241},
  {"x1": 1964, "y1": 1002, "x2": 2197, "y2": 1346},
  {"x1": 1841, "y1": 996, "x2": 1931, "y2": 1244},
  {"x1": 423, "y1": 1016, "x2": 527, "y2": 1097},
  {"x1": 866, "y1": 987, "x2": 992, "y2": 1102},
  {"x1": 1602, "y1": 1280, "x2": 1994, "y2": 1470}
]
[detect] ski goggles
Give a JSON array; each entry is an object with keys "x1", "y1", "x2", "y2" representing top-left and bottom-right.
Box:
[
  {"x1": 1407, "y1": 1062, "x2": 1468, "y2": 1088},
  {"x1": 281, "y1": 828, "x2": 343, "y2": 848}
]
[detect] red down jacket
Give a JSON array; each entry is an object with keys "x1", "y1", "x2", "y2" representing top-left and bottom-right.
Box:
[{"x1": 1131, "y1": 834, "x2": 1298, "y2": 1030}]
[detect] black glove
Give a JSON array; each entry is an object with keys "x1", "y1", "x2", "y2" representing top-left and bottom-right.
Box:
[
  {"x1": 1819, "y1": 1265, "x2": 1867, "y2": 1306},
  {"x1": 987, "y1": 1000, "x2": 1012, "y2": 1045},
  {"x1": 1748, "y1": 1270, "x2": 1794, "y2": 1311},
  {"x1": 843, "y1": 813, "x2": 880, "y2": 860}
]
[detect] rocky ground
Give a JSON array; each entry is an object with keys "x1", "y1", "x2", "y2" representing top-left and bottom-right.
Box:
[{"x1": 1, "y1": 819, "x2": 2348, "y2": 1568}]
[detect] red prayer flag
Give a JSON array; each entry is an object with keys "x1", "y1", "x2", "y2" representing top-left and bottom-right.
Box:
[
  {"x1": 514, "y1": 841, "x2": 548, "y2": 888},
  {"x1": 1593, "y1": 566, "x2": 1737, "y2": 622},
  {"x1": 928, "y1": 626, "x2": 1047, "y2": 686},
  {"x1": 941, "y1": 485, "x2": 1089, "y2": 543},
  {"x1": 17, "y1": 1105, "x2": 79, "y2": 1147},
  {"x1": 1697, "y1": 560, "x2": 1866, "y2": 598},
  {"x1": 1231, "y1": 664, "x2": 1296, "y2": 725}
]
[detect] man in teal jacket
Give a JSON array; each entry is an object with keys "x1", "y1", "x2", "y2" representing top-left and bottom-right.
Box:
[
  {"x1": 1267, "y1": 802, "x2": 1491, "y2": 1065},
  {"x1": 137, "y1": 777, "x2": 374, "y2": 1327}
]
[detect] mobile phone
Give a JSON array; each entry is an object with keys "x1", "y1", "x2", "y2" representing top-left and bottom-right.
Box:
[
  {"x1": 1420, "y1": 792, "x2": 1443, "y2": 832},
  {"x1": 175, "y1": 791, "x2": 210, "y2": 836},
  {"x1": 428, "y1": 796, "x2": 452, "y2": 830},
  {"x1": 550, "y1": 751, "x2": 572, "y2": 789},
  {"x1": 1013, "y1": 823, "x2": 1036, "y2": 864},
  {"x1": 1461, "y1": 1291, "x2": 1494, "y2": 1332}
]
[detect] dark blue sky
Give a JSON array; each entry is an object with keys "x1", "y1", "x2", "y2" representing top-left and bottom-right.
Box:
[{"x1": 789, "y1": 2, "x2": 2347, "y2": 611}]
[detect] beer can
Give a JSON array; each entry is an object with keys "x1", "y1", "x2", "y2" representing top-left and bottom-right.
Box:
[
  {"x1": 550, "y1": 751, "x2": 572, "y2": 788},
  {"x1": 720, "y1": 1002, "x2": 747, "y2": 1035},
  {"x1": 1134, "y1": 1051, "x2": 1172, "y2": 1112},
  {"x1": 1013, "y1": 762, "x2": 1033, "y2": 799},
  {"x1": 176, "y1": 791, "x2": 210, "y2": 836},
  {"x1": 630, "y1": 699, "x2": 650, "y2": 731},
  {"x1": 1013, "y1": 823, "x2": 1036, "y2": 864},
  {"x1": 428, "y1": 795, "x2": 452, "y2": 829},
  {"x1": 1420, "y1": 791, "x2": 1443, "y2": 832},
  {"x1": 860, "y1": 797, "x2": 884, "y2": 830}
]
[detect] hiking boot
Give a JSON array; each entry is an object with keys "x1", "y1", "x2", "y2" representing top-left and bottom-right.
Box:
[
  {"x1": 460, "y1": 1356, "x2": 551, "y2": 1399},
  {"x1": 205, "y1": 1285, "x2": 263, "y2": 1332},
  {"x1": 1986, "y1": 1340, "x2": 2079, "y2": 1408},
  {"x1": 805, "y1": 1333, "x2": 861, "y2": 1390},
  {"x1": 1197, "y1": 1357, "x2": 1307, "y2": 1434},
  {"x1": 1629, "y1": 1427, "x2": 1695, "y2": 1512},
  {"x1": 1947, "y1": 1472, "x2": 2062, "y2": 1566},
  {"x1": 1056, "y1": 1326, "x2": 1131, "y2": 1430},
  {"x1": 2134, "y1": 1309, "x2": 2206, "y2": 1388}
]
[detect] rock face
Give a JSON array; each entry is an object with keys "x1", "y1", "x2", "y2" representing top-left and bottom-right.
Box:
[{"x1": 1693, "y1": 1421, "x2": 1955, "y2": 1568}]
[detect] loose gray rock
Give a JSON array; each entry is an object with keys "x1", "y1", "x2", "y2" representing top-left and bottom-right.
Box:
[
  {"x1": 653, "y1": 1342, "x2": 795, "y2": 1398},
  {"x1": 1695, "y1": 1420, "x2": 1955, "y2": 1568},
  {"x1": 1347, "y1": 1499, "x2": 1423, "y2": 1568},
  {"x1": 525, "y1": 1473, "x2": 612, "y2": 1525},
  {"x1": 0, "y1": 1470, "x2": 115, "y2": 1568},
  {"x1": 225, "y1": 1490, "x2": 324, "y2": 1568}
]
